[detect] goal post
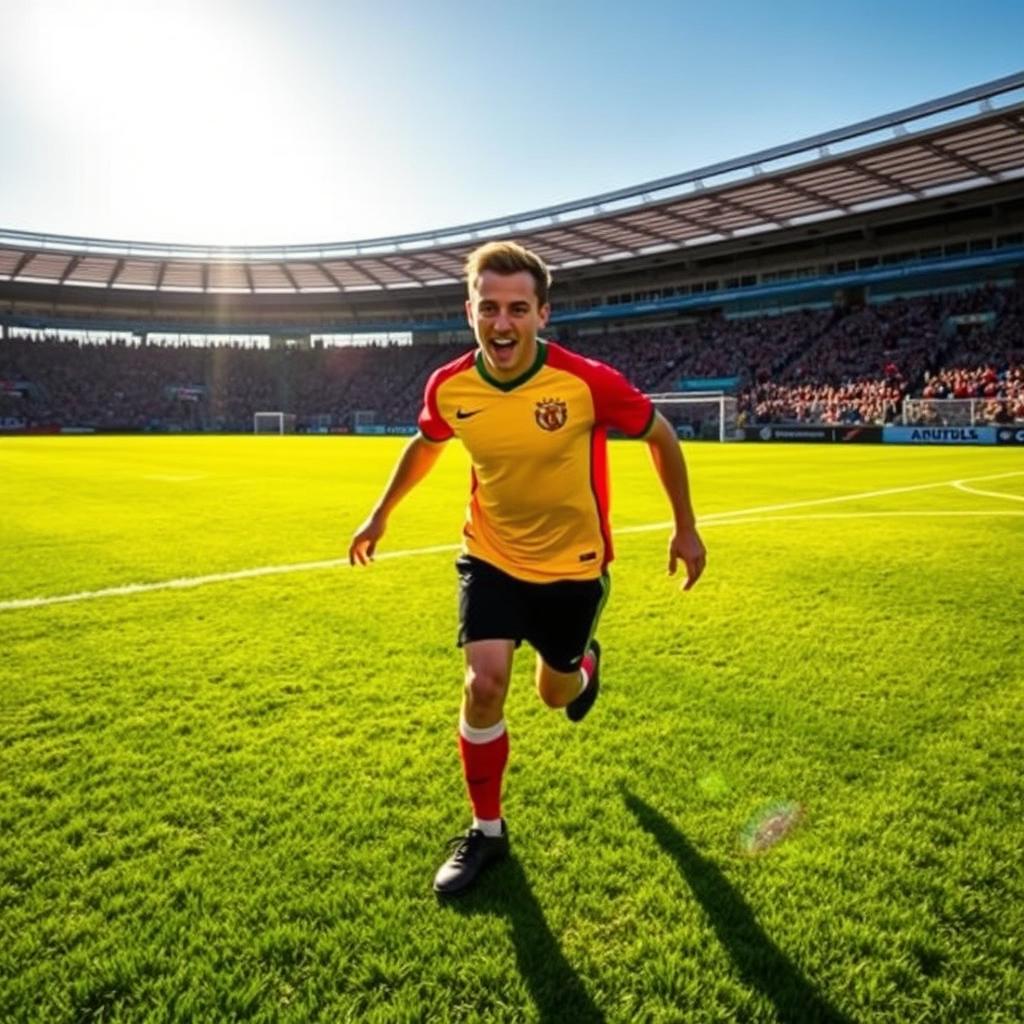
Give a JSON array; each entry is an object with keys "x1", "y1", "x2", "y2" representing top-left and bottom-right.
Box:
[
  {"x1": 647, "y1": 391, "x2": 739, "y2": 442},
  {"x1": 901, "y1": 398, "x2": 989, "y2": 426},
  {"x1": 253, "y1": 411, "x2": 296, "y2": 434}
]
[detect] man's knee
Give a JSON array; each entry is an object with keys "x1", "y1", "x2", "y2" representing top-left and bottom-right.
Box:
[{"x1": 464, "y1": 663, "x2": 509, "y2": 712}]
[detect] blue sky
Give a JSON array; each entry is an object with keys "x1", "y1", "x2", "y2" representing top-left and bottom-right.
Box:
[{"x1": 0, "y1": 0, "x2": 1021, "y2": 246}]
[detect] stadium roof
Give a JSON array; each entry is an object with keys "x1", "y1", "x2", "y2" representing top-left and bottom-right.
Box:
[{"x1": 1, "y1": 72, "x2": 1023, "y2": 296}]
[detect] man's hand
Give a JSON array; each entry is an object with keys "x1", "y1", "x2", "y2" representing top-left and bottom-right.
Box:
[
  {"x1": 347, "y1": 435, "x2": 445, "y2": 568},
  {"x1": 668, "y1": 526, "x2": 706, "y2": 591},
  {"x1": 644, "y1": 413, "x2": 705, "y2": 591},
  {"x1": 349, "y1": 510, "x2": 388, "y2": 566}
]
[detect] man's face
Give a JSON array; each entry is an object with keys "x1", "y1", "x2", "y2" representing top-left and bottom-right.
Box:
[{"x1": 466, "y1": 269, "x2": 550, "y2": 381}]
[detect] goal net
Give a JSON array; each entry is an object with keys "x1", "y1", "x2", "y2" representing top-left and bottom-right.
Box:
[
  {"x1": 648, "y1": 392, "x2": 739, "y2": 442},
  {"x1": 253, "y1": 411, "x2": 296, "y2": 434},
  {"x1": 901, "y1": 398, "x2": 990, "y2": 426}
]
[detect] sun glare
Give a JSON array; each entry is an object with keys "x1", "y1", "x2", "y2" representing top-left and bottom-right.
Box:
[{"x1": 7, "y1": 0, "x2": 349, "y2": 244}]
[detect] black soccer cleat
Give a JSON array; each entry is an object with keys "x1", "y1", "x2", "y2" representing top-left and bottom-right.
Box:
[
  {"x1": 566, "y1": 638, "x2": 601, "y2": 723},
  {"x1": 432, "y1": 822, "x2": 509, "y2": 897}
]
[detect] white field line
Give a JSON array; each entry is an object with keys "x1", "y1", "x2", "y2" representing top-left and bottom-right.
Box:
[
  {"x1": 2, "y1": 470, "x2": 1021, "y2": 613},
  {"x1": 697, "y1": 510, "x2": 1024, "y2": 528},
  {"x1": 0, "y1": 544, "x2": 461, "y2": 612},
  {"x1": 616, "y1": 469, "x2": 1024, "y2": 535},
  {"x1": 951, "y1": 480, "x2": 1024, "y2": 503},
  {"x1": 698, "y1": 470, "x2": 1023, "y2": 521},
  {"x1": 616, "y1": 508, "x2": 1024, "y2": 536}
]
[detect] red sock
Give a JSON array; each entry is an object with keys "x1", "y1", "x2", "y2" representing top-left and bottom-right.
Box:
[
  {"x1": 580, "y1": 648, "x2": 597, "y2": 688},
  {"x1": 458, "y1": 721, "x2": 509, "y2": 822}
]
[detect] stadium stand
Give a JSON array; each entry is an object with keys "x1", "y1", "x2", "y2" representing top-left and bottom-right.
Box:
[
  {"x1": 739, "y1": 283, "x2": 1024, "y2": 425},
  {"x1": 2, "y1": 73, "x2": 1023, "y2": 436},
  {"x1": 2, "y1": 283, "x2": 1021, "y2": 432}
]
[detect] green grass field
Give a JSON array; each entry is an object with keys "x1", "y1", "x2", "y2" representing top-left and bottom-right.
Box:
[{"x1": 2, "y1": 436, "x2": 1022, "y2": 1023}]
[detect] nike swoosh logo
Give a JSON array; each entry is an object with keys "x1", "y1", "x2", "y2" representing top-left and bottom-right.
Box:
[{"x1": 456, "y1": 408, "x2": 483, "y2": 420}]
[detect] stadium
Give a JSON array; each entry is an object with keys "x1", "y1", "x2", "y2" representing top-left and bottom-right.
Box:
[
  {"x1": 3, "y1": 59, "x2": 1024, "y2": 1024},
  {"x1": 2, "y1": 72, "x2": 1023, "y2": 441}
]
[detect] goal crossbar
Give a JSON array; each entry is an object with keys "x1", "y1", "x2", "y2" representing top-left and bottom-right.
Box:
[
  {"x1": 647, "y1": 391, "x2": 738, "y2": 442},
  {"x1": 253, "y1": 411, "x2": 296, "y2": 434}
]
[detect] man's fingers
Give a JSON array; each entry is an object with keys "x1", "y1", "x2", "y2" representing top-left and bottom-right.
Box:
[
  {"x1": 667, "y1": 549, "x2": 678, "y2": 576},
  {"x1": 348, "y1": 516, "x2": 385, "y2": 568},
  {"x1": 349, "y1": 537, "x2": 371, "y2": 566},
  {"x1": 681, "y1": 554, "x2": 706, "y2": 591}
]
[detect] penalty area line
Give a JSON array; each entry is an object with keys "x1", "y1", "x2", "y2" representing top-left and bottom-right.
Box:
[
  {"x1": 951, "y1": 480, "x2": 1024, "y2": 503},
  {"x1": 3, "y1": 469, "x2": 1022, "y2": 612},
  {"x1": 697, "y1": 509, "x2": 1024, "y2": 528},
  {"x1": 695, "y1": 469, "x2": 1024, "y2": 522},
  {"x1": 615, "y1": 507, "x2": 1024, "y2": 537},
  {"x1": 615, "y1": 469, "x2": 1024, "y2": 535}
]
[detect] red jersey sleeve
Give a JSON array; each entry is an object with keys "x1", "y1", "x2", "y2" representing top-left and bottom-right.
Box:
[
  {"x1": 586, "y1": 360, "x2": 655, "y2": 438},
  {"x1": 417, "y1": 365, "x2": 454, "y2": 442}
]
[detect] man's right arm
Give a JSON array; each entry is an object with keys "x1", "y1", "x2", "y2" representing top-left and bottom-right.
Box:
[{"x1": 348, "y1": 434, "x2": 446, "y2": 566}]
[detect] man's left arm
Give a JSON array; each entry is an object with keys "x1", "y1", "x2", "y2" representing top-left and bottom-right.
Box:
[{"x1": 644, "y1": 411, "x2": 707, "y2": 590}]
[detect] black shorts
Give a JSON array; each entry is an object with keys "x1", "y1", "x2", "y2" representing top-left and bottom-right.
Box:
[{"x1": 456, "y1": 555, "x2": 609, "y2": 673}]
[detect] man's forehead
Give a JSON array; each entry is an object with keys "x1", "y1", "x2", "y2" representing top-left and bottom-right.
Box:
[{"x1": 469, "y1": 269, "x2": 539, "y2": 303}]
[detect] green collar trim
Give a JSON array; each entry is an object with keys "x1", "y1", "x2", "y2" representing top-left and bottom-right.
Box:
[{"x1": 475, "y1": 339, "x2": 547, "y2": 392}]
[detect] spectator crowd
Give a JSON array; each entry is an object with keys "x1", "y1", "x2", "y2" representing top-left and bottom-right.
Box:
[{"x1": 2, "y1": 283, "x2": 1022, "y2": 432}]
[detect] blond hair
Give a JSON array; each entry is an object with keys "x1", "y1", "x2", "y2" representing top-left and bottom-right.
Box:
[{"x1": 464, "y1": 241, "x2": 551, "y2": 307}]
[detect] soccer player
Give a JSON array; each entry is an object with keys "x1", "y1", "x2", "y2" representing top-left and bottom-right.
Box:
[{"x1": 348, "y1": 241, "x2": 706, "y2": 896}]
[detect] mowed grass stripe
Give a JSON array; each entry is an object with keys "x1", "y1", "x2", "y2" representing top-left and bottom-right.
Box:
[
  {"x1": 1, "y1": 436, "x2": 1019, "y2": 602},
  {"x1": 3, "y1": 468, "x2": 1020, "y2": 612},
  {"x1": 2, "y1": 439, "x2": 1023, "y2": 1022},
  {"x1": 3, "y1": 507, "x2": 1022, "y2": 612}
]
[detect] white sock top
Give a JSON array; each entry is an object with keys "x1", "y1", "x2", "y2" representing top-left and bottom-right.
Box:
[
  {"x1": 459, "y1": 716, "x2": 507, "y2": 744},
  {"x1": 473, "y1": 817, "x2": 503, "y2": 837}
]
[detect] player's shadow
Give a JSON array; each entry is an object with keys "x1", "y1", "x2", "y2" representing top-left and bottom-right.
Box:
[
  {"x1": 623, "y1": 791, "x2": 853, "y2": 1024},
  {"x1": 442, "y1": 853, "x2": 605, "y2": 1024}
]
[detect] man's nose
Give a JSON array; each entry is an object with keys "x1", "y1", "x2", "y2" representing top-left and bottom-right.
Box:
[{"x1": 493, "y1": 310, "x2": 512, "y2": 332}]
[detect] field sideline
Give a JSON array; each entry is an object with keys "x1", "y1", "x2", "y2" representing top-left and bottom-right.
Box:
[{"x1": 2, "y1": 437, "x2": 1023, "y2": 1022}]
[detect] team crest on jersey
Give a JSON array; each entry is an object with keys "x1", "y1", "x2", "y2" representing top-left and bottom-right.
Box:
[{"x1": 535, "y1": 397, "x2": 568, "y2": 431}]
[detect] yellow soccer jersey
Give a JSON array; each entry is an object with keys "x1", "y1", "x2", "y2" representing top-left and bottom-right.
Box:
[{"x1": 418, "y1": 340, "x2": 654, "y2": 582}]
